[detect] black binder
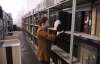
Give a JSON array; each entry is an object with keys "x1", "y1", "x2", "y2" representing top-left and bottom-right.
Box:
[
  {"x1": 58, "y1": 11, "x2": 72, "y2": 31},
  {"x1": 75, "y1": 11, "x2": 84, "y2": 32}
]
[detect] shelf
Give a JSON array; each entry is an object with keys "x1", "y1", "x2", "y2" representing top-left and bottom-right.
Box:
[
  {"x1": 73, "y1": 33, "x2": 100, "y2": 41},
  {"x1": 49, "y1": 0, "x2": 71, "y2": 11},
  {"x1": 38, "y1": 9, "x2": 47, "y2": 14},
  {"x1": 24, "y1": 24, "x2": 38, "y2": 26},
  {"x1": 29, "y1": 24, "x2": 34, "y2": 26},
  {"x1": 24, "y1": 23, "x2": 29, "y2": 25},
  {"x1": 34, "y1": 0, "x2": 97, "y2": 13},
  {"x1": 65, "y1": 31, "x2": 100, "y2": 42},
  {"x1": 33, "y1": 44, "x2": 38, "y2": 55},
  {"x1": 48, "y1": 27, "x2": 56, "y2": 30},
  {"x1": 51, "y1": 45, "x2": 79, "y2": 64},
  {"x1": 32, "y1": 34, "x2": 37, "y2": 39},
  {"x1": 65, "y1": 31, "x2": 71, "y2": 34},
  {"x1": 0, "y1": 39, "x2": 20, "y2": 48},
  {"x1": 27, "y1": 31, "x2": 37, "y2": 39},
  {"x1": 45, "y1": 0, "x2": 91, "y2": 12},
  {"x1": 33, "y1": 25, "x2": 38, "y2": 27},
  {"x1": 33, "y1": 0, "x2": 71, "y2": 14},
  {"x1": 25, "y1": 0, "x2": 99, "y2": 18}
]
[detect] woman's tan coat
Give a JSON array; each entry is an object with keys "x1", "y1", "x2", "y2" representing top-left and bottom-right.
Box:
[{"x1": 36, "y1": 26, "x2": 55, "y2": 61}]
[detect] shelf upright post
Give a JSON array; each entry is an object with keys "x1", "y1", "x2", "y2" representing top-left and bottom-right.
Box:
[
  {"x1": 28, "y1": 17, "x2": 29, "y2": 31},
  {"x1": 32, "y1": 11, "x2": 34, "y2": 35},
  {"x1": 29, "y1": 16, "x2": 30, "y2": 33},
  {"x1": 27, "y1": 18, "x2": 28, "y2": 31},
  {"x1": 38, "y1": 11, "x2": 40, "y2": 24},
  {"x1": 48, "y1": 8, "x2": 50, "y2": 26},
  {"x1": 69, "y1": 0, "x2": 76, "y2": 64}
]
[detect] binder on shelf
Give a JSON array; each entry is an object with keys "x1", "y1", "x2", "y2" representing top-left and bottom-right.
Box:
[
  {"x1": 83, "y1": 11, "x2": 91, "y2": 34},
  {"x1": 49, "y1": 13, "x2": 57, "y2": 27},
  {"x1": 75, "y1": 11, "x2": 84, "y2": 32},
  {"x1": 58, "y1": 11, "x2": 72, "y2": 31},
  {"x1": 79, "y1": 43, "x2": 97, "y2": 64},
  {"x1": 91, "y1": 7, "x2": 97, "y2": 35},
  {"x1": 55, "y1": 32, "x2": 70, "y2": 52},
  {"x1": 96, "y1": 6, "x2": 100, "y2": 36},
  {"x1": 75, "y1": 11, "x2": 91, "y2": 34}
]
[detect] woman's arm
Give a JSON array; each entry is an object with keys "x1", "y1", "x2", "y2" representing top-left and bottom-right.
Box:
[{"x1": 37, "y1": 29, "x2": 56, "y2": 41}]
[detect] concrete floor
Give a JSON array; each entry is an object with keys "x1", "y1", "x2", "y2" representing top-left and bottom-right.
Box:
[{"x1": 19, "y1": 31, "x2": 40, "y2": 64}]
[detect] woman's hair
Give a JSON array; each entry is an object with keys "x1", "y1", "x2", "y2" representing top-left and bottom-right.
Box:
[{"x1": 38, "y1": 17, "x2": 48, "y2": 26}]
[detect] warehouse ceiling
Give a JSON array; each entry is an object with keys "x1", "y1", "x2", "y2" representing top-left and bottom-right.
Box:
[{"x1": 0, "y1": 0, "x2": 42, "y2": 27}]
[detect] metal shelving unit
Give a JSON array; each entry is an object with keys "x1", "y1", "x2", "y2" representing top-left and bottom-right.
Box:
[{"x1": 22, "y1": 0, "x2": 100, "y2": 64}]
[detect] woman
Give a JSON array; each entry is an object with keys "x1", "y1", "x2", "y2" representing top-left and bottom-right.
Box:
[{"x1": 37, "y1": 17, "x2": 55, "y2": 64}]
